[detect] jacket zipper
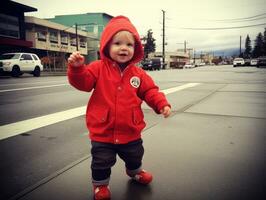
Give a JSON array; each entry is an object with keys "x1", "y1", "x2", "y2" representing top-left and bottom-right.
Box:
[
  {"x1": 113, "y1": 63, "x2": 124, "y2": 143},
  {"x1": 112, "y1": 63, "x2": 131, "y2": 143}
]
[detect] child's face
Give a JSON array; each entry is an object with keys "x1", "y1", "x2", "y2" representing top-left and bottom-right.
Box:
[{"x1": 109, "y1": 31, "x2": 135, "y2": 64}]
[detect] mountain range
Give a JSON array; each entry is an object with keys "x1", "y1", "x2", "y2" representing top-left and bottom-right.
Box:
[{"x1": 212, "y1": 48, "x2": 240, "y2": 57}]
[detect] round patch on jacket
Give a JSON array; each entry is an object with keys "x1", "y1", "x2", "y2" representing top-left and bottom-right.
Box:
[{"x1": 130, "y1": 76, "x2": 140, "y2": 88}]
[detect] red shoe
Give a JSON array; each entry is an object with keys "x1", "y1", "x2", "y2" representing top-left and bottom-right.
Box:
[
  {"x1": 93, "y1": 185, "x2": 111, "y2": 200},
  {"x1": 130, "y1": 170, "x2": 153, "y2": 185}
]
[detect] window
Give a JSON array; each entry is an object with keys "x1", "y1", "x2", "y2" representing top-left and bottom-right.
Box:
[
  {"x1": 79, "y1": 38, "x2": 86, "y2": 48},
  {"x1": 32, "y1": 54, "x2": 39, "y2": 60},
  {"x1": 79, "y1": 25, "x2": 87, "y2": 31},
  {"x1": 70, "y1": 36, "x2": 77, "y2": 46},
  {"x1": 61, "y1": 33, "x2": 68, "y2": 45},
  {"x1": 37, "y1": 31, "x2": 46, "y2": 41},
  {"x1": 21, "y1": 54, "x2": 33, "y2": 61},
  {"x1": 49, "y1": 31, "x2": 58, "y2": 43},
  {"x1": 0, "y1": 14, "x2": 20, "y2": 38},
  {"x1": 0, "y1": 53, "x2": 19, "y2": 60}
]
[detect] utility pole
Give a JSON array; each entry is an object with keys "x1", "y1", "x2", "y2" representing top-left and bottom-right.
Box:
[
  {"x1": 239, "y1": 35, "x2": 242, "y2": 57},
  {"x1": 162, "y1": 10, "x2": 165, "y2": 69},
  {"x1": 75, "y1": 22, "x2": 97, "y2": 52},
  {"x1": 193, "y1": 49, "x2": 196, "y2": 64},
  {"x1": 75, "y1": 23, "x2": 78, "y2": 51},
  {"x1": 184, "y1": 40, "x2": 187, "y2": 53}
]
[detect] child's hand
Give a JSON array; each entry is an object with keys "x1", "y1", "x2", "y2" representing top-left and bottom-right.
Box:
[
  {"x1": 160, "y1": 106, "x2": 171, "y2": 118},
  {"x1": 67, "y1": 51, "x2": 85, "y2": 67}
]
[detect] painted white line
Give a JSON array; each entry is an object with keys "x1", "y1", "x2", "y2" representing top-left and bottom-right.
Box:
[
  {"x1": 0, "y1": 83, "x2": 69, "y2": 93},
  {"x1": 162, "y1": 83, "x2": 201, "y2": 95},
  {"x1": 0, "y1": 80, "x2": 67, "y2": 87},
  {"x1": 0, "y1": 83, "x2": 201, "y2": 140},
  {"x1": 0, "y1": 106, "x2": 86, "y2": 140}
]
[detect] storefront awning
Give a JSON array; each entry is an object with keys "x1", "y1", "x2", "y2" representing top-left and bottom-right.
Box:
[{"x1": 0, "y1": 37, "x2": 33, "y2": 47}]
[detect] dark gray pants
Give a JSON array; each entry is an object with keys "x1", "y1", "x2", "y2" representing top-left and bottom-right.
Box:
[{"x1": 91, "y1": 139, "x2": 144, "y2": 184}]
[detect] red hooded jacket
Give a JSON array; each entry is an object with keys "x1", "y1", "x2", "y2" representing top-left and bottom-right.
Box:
[{"x1": 68, "y1": 16, "x2": 170, "y2": 144}]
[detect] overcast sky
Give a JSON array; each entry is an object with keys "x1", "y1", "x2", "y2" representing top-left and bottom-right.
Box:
[{"x1": 14, "y1": 0, "x2": 266, "y2": 53}]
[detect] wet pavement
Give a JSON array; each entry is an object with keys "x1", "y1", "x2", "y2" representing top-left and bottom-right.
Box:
[{"x1": 14, "y1": 80, "x2": 265, "y2": 200}]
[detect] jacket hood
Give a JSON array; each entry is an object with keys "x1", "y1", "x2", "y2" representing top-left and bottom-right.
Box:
[{"x1": 100, "y1": 15, "x2": 144, "y2": 64}]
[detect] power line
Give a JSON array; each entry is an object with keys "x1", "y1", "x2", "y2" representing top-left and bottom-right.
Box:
[
  {"x1": 213, "y1": 16, "x2": 266, "y2": 23},
  {"x1": 208, "y1": 13, "x2": 266, "y2": 22},
  {"x1": 178, "y1": 22, "x2": 266, "y2": 30}
]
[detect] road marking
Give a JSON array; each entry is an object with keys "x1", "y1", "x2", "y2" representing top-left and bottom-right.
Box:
[
  {"x1": 162, "y1": 83, "x2": 201, "y2": 95},
  {"x1": 0, "y1": 106, "x2": 86, "y2": 140},
  {"x1": 0, "y1": 83, "x2": 69, "y2": 93},
  {"x1": 0, "y1": 83, "x2": 200, "y2": 140},
  {"x1": 0, "y1": 80, "x2": 67, "y2": 87}
]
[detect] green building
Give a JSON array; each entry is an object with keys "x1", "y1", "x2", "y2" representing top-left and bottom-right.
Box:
[{"x1": 47, "y1": 13, "x2": 113, "y2": 61}]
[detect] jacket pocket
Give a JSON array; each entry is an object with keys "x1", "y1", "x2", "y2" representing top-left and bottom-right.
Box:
[
  {"x1": 86, "y1": 106, "x2": 110, "y2": 132},
  {"x1": 132, "y1": 107, "x2": 144, "y2": 125}
]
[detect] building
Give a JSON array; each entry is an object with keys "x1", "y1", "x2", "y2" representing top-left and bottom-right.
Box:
[
  {"x1": 25, "y1": 16, "x2": 93, "y2": 71},
  {"x1": 191, "y1": 51, "x2": 214, "y2": 65},
  {"x1": 149, "y1": 51, "x2": 190, "y2": 69},
  {"x1": 1, "y1": 2, "x2": 108, "y2": 72},
  {"x1": 0, "y1": 0, "x2": 37, "y2": 55},
  {"x1": 47, "y1": 13, "x2": 113, "y2": 60},
  {"x1": 47, "y1": 13, "x2": 113, "y2": 38}
]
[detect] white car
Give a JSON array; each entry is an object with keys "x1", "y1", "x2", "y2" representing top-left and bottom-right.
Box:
[
  {"x1": 0, "y1": 53, "x2": 43, "y2": 77},
  {"x1": 250, "y1": 59, "x2": 258, "y2": 66},
  {"x1": 199, "y1": 62, "x2": 206, "y2": 66},
  {"x1": 183, "y1": 63, "x2": 195, "y2": 69},
  {"x1": 233, "y1": 58, "x2": 245, "y2": 67}
]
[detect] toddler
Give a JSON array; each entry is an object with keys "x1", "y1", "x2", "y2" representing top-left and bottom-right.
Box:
[{"x1": 68, "y1": 15, "x2": 171, "y2": 200}]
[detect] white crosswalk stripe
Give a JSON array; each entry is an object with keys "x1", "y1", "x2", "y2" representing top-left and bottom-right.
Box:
[
  {"x1": 162, "y1": 83, "x2": 200, "y2": 94},
  {"x1": 0, "y1": 83, "x2": 69, "y2": 93}
]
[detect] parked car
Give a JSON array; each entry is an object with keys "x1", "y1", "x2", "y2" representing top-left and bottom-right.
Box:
[
  {"x1": 233, "y1": 57, "x2": 245, "y2": 67},
  {"x1": 150, "y1": 58, "x2": 161, "y2": 70},
  {"x1": 141, "y1": 59, "x2": 152, "y2": 70},
  {"x1": 141, "y1": 58, "x2": 161, "y2": 70},
  {"x1": 0, "y1": 52, "x2": 43, "y2": 77},
  {"x1": 244, "y1": 59, "x2": 251, "y2": 66},
  {"x1": 198, "y1": 62, "x2": 206, "y2": 67},
  {"x1": 256, "y1": 56, "x2": 266, "y2": 68},
  {"x1": 183, "y1": 63, "x2": 195, "y2": 69},
  {"x1": 250, "y1": 59, "x2": 258, "y2": 66}
]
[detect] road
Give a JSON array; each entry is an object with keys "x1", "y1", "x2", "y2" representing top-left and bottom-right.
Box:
[{"x1": 0, "y1": 65, "x2": 265, "y2": 200}]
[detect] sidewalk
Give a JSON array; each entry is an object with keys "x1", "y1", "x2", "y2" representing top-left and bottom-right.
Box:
[
  {"x1": 15, "y1": 110, "x2": 265, "y2": 200},
  {"x1": 41, "y1": 71, "x2": 66, "y2": 76}
]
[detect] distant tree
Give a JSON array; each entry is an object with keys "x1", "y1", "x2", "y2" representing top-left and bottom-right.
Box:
[
  {"x1": 239, "y1": 52, "x2": 244, "y2": 58},
  {"x1": 244, "y1": 34, "x2": 252, "y2": 58},
  {"x1": 141, "y1": 29, "x2": 156, "y2": 59},
  {"x1": 263, "y1": 27, "x2": 266, "y2": 56},
  {"x1": 252, "y1": 32, "x2": 264, "y2": 58}
]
